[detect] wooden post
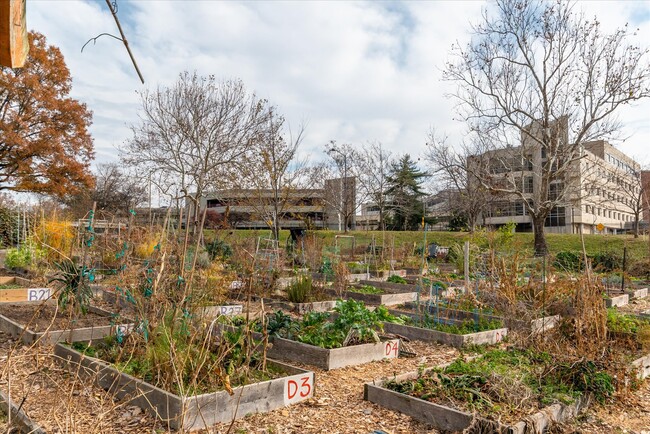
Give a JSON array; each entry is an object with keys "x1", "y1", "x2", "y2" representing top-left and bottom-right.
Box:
[
  {"x1": 0, "y1": 0, "x2": 28, "y2": 68},
  {"x1": 464, "y1": 241, "x2": 470, "y2": 290}
]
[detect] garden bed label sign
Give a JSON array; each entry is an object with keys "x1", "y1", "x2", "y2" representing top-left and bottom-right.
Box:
[
  {"x1": 284, "y1": 374, "x2": 314, "y2": 405},
  {"x1": 219, "y1": 305, "x2": 243, "y2": 316},
  {"x1": 28, "y1": 288, "x2": 50, "y2": 301},
  {"x1": 384, "y1": 340, "x2": 399, "y2": 358}
]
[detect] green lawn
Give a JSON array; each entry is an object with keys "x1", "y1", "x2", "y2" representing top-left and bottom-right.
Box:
[{"x1": 206, "y1": 229, "x2": 649, "y2": 261}]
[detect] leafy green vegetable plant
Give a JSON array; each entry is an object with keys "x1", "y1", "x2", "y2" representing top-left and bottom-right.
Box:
[
  {"x1": 387, "y1": 275, "x2": 408, "y2": 284},
  {"x1": 348, "y1": 284, "x2": 383, "y2": 295},
  {"x1": 260, "y1": 299, "x2": 405, "y2": 349}
]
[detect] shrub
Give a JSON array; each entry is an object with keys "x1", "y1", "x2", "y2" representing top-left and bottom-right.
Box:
[
  {"x1": 590, "y1": 252, "x2": 623, "y2": 272},
  {"x1": 287, "y1": 275, "x2": 312, "y2": 303},
  {"x1": 628, "y1": 260, "x2": 650, "y2": 279},
  {"x1": 553, "y1": 250, "x2": 583, "y2": 272},
  {"x1": 4, "y1": 242, "x2": 44, "y2": 269},
  {"x1": 5, "y1": 247, "x2": 31, "y2": 269},
  {"x1": 205, "y1": 239, "x2": 233, "y2": 260}
]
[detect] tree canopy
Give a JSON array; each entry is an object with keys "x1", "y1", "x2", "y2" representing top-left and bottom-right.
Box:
[
  {"x1": 386, "y1": 154, "x2": 427, "y2": 231},
  {"x1": 444, "y1": 0, "x2": 650, "y2": 255},
  {"x1": 0, "y1": 32, "x2": 94, "y2": 197},
  {"x1": 122, "y1": 72, "x2": 272, "y2": 230}
]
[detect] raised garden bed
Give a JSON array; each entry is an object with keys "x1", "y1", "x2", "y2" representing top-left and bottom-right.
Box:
[
  {"x1": 383, "y1": 310, "x2": 506, "y2": 348},
  {"x1": 625, "y1": 287, "x2": 648, "y2": 299},
  {"x1": 266, "y1": 336, "x2": 400, "y2": 370},
  {"x1": 259, "y1": 299, "x2": 404, "y2": 369},
  {"x1": 398, "y1": 303, "x2": 559, "y2": 336},
  {"x1": 365, "y1": 349, "x2": 595, "y2": 433},
  {"x1": 0, "y1": 300, "x2": 131, "y2": 345},
  {"x1": 0, "y1": 388, "x2": 46, "y2": 434},
  {"x1": 605, "y1": 293, "x2": 629, "y2": 308},
  {"x1": 607, "y1": 309, "x2": 650, "y2": 379},
  {"x1": 359, "y1": 279, "x2": 417, "y2": 293},
  {"x1": 326, "y1": 285, "x2": 417, "y2": 306},
  {"x1": 227, "y1": 291, "x2": 336, "y2": 314},
  {"x1": 0, "y1": 276, "x2": 50, "y2": 303},
  {"x1": 54, "y1": 343, "x2": 314, "y2": 431}
]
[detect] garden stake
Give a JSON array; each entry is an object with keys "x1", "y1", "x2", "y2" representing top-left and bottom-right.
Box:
[{"x1": 621, "y1": 246, "x2": 627, "y2": 292}]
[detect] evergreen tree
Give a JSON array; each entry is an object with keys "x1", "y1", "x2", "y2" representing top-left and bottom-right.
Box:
[{"x1": 385, "y1": 155, "x2": 427, "y2": 231}]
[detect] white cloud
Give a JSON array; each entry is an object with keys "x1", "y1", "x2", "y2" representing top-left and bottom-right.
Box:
[{"x1": 27, "y1": 0, "x2": 650, "y2": 171}]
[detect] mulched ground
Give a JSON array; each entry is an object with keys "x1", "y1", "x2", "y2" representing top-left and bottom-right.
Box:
[{"x1": 3, "y1": 321, "x2": 650, "y2": 433}]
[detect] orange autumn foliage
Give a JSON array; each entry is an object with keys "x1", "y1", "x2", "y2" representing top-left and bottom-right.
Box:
[{"x1": 0, "y1": 31, "x2": 94, "y2": 197}]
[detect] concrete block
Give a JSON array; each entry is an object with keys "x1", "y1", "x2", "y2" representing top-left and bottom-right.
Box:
[
  {"x1": 631, "y1": 352, "x2": 650, "y2": 379},
  {"x1": 625, "y1": 287, "x2": 648, "y2": 299},
  {"x1": 53, "y1": 344, "x2": 314, "y2": 431},
  {"x1": 365, "y1": 368, "x2": 588, "y2": 433},
  {"x1": 267, "y1": 336, "x2": 400, "y2": 370},
  {"x1": 604, "y1": 294, "x2": 629, "y2": 307},
  {"x1": 529, "y1": 315, "x2": 560, "y2": 335}
]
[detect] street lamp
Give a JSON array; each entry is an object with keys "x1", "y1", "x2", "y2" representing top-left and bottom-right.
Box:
[{"x1": 329, "y1": 148, "x2": 348, "y2": 233}]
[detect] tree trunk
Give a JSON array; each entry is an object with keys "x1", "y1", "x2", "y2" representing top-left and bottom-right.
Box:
[
  {"x1": 532, "y1": 215, "x2": 548, "y2": 257},
  {"x1": 634, "y1": 217, "x2": 639, "y2": 238}
]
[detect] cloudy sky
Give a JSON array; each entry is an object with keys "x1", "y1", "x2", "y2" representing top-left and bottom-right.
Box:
[{"x1": 29, "y1": 0, "x2": 650, "y2": 169}]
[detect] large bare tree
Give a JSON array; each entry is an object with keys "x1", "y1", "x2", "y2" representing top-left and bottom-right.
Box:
[
  {"x1": 444, "y1": 0, "x2": 650, "y2": 255},
  {"x1": 121, "y1": 72, "x2": 271, "y2": 231}
]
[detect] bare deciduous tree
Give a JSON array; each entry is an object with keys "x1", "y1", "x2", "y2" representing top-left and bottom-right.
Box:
[
  {"x1": 121, "y1": 72, "x2": 271, "y2": 233},
  {"x1": 424, "y1": 131, "x2": 489, "y2": 232},
  {"x1": 355, "y1": 141, "x2": 394, "y2": 231},
  {"x1": 444, "y1": 0, "x2": 650, "y2": 255},
  {"x1": 233, "y1": 109, "x2": 311, "y2": 240},
  {"x1": 324, "y1": 142, "x2": 359, "y2": 232},
  {"x1": 614, "y1": 165, "x2": 647, "y2": 238},
  {"x1": 65, "y1": 163, "x2": 148, "y2": 218}
]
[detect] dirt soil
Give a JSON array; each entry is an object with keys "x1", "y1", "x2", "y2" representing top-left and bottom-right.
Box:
[{"x1": 0, "y1": 303, "x2": 117, "y2": 332}]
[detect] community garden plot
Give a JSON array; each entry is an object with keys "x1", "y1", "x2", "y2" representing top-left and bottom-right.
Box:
[
  {"x1": 398, "y1": 302, "x2": 559, "y2": 336},
  {"x1": 0, "y1": 388, "x2": 46, "y2": 434},
  {"x1": 246, "y1": 299, "x2": 406, "y2": 370},
  {"x1": 326, "y1": 284, "x2": 418, "y2": 306},
  {"x1": 365, "y1": 349, "x2": 595, "y2": 433},
  {"x1": 229, "y1": 276, "x2": 338, "y2": 314},
  {"x1": 383, "y1": 309, "x2": 507, "y2": 348},
  {"x1": 0, "y1": 300, "x2": 131, "y2": 345},
  {"x1": 54, "y1": 343, "x2": 314, "y2": 431},
  {"x1": 607, "y1": 309, "x2": 650, "y2": 379}
]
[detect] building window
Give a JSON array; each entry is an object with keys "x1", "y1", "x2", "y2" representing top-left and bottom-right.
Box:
[
  {"x1": 525, "y1": 154, "x2": 533, "y2": 170},
  {"x1": 549, "y1": 183, "x2": 563, "y2": 201},
  {"x1": 545, "y1": 207, "x2": 566, "y2": 227},
  {"x1": 523, "y1": 176, "x2": 533, "y2": 194},
  {"x1": 488, "y1": 201, "x2": 525, "y2": 217}
]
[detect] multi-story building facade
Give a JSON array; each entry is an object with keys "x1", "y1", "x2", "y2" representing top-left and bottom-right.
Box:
[
  {"x1": 188, "y1": 177, "x2": 356, "y2": 231},
  {"x1": 477, "y1": 118, "x2": 641, "y2": 235}
]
